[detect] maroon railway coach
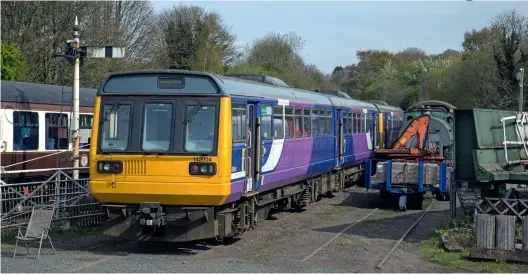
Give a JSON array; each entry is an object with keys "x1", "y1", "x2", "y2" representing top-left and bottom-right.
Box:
[{"x1": 0, "y1": 80, "x2": 97, "y2": 183}]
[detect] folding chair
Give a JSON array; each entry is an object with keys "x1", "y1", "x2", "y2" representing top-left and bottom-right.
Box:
[{"x1": 13, "y1": 206, "x2": 56, "y2": 259}]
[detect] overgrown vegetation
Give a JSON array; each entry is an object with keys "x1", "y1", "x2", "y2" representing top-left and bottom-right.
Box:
[
  {"x1": 1, "y1": 41, "x2": 27, "y2": 81},
  {"x1": 420, "y1": 216, "x2": 528, "y2": 272},
  {"x1": 2, "y1": 2, "x2": 526, "y2": 110}
]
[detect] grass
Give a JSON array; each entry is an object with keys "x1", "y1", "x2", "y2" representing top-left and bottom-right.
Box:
[
  {"x1": 419, "y1": 216, "x2": 528, "y2": 273},
  {"x1": 1, "y1": 226, "x2": 100, "y2": 245}
]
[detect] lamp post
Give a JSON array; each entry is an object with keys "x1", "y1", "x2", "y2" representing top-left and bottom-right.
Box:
[{"x1": 517, "y1": 68, "x2": 525, "y2": 113}]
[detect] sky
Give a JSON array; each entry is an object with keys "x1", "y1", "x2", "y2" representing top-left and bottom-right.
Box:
[{"x1": 151, "y1": 0, "x2": 528, "y2": 74}]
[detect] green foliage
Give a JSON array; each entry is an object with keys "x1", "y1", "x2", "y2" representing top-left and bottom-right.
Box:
[
  {"x1": 1, "y1": 1, "x2": 526, "y2": 112},
  {"x1": 333, "y1": 8, "x2": 528, "y2": 111},
  {"x1": 420, "y1": 216, "x2": 528, "y2": 273},
  {"x1": 1, "y1": 41, "x2": 27, "y2": 81},
  {"x1": 230, "y1": 31, "x2": 334, "y2": 90},
  {"x1": 160, "y1": 4, "x2": 237, "y2": 73}
]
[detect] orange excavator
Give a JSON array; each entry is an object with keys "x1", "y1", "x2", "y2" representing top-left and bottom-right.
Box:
[{"x1": 374, "y1": 114, "x2": 444, "y2": 161}]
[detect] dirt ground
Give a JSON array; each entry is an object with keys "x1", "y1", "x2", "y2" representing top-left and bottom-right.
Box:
[{"x1": 1, "y1": 186, "x2": 454, "y2": 273}]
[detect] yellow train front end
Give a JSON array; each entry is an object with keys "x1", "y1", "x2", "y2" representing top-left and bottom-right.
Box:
[{"x1": 88, "y1": 70, "x2": 234, "y2": 242}]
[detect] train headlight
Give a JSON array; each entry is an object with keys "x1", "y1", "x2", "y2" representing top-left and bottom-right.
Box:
[
  {"x1": 97, "y1": 161, "x2": 123, "y2": 174},
  {"x1": 189, "y1": 162, "x2": 216, "y2": 176}
]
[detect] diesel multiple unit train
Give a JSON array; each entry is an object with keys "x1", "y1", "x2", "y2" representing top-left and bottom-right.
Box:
[{"x1": 88, "y1": 70, "x2": 405, "y2": 242}]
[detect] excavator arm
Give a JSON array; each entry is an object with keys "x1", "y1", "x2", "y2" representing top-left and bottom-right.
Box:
[
  {"x1": 375, "y1": 114, "x2": 441, "y2": 160},
  {"x1": 392, "y1": 114, "x2": 430, "y2": 149}
]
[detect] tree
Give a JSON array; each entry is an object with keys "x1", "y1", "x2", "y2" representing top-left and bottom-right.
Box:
[
  {"x1": 491, "y1": 9, "x2": 528, "y2": 104},
  {"x1": 246, "y1": 32, "x2": 305, "y2": 71},
  {"x1": 339, "y1": 50, "x2": 400, "y2": 97},
  {"x1": 395, "y1": 47, "x2": 427, "y2": 62},
  {"x1": 0, "y1": 1, "x2": 157, "y2": 87},
  {"x1": 1, "y1": 41, "x2": 27, "y2": 81},
  {"x1": 230, "y1": 31, "x2": 333, "y2": 90},
  {"x1": 462, "y1": 26, "x2": 500, "y2": 52},
  {"x1": 158, "y1": 4, "x2": 240, "y2": 73}
]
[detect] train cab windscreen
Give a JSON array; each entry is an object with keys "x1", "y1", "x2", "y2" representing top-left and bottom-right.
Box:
[{"x1": 97, "y1": 73, "x2": 222, "y2": 155}]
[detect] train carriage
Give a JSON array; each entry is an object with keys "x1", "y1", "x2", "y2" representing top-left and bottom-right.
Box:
[
  {"x1": 0, "y1": 80, "x2": 97, "y2": 182},
  {"x1": 88, "y1": 70, "x2": 403, "y2": 242}
]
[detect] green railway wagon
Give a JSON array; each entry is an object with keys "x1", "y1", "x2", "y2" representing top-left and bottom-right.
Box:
[{"x1": 454, "y1": 108, "x2": 528, "y2": 197}]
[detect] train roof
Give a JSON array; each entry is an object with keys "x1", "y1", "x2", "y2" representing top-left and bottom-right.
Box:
[
  {"x1": 99, "y1": 69, "x2": 386, "y2": 111},
  {"x1": 374, "y1": 103, "x2": 404, "y2": 113},
  {"x1": 1, "y1": 80, "x2": 97, "y2": 107},
  {"x1": 219, "y1": 75, "x2": 378, "y2": 109},
  {"x1": 224, "y1": 74, "x2": 290, "y2": 87},
  {"x1": 406, "y1": 100, "x2": 456, "y2": 112}
]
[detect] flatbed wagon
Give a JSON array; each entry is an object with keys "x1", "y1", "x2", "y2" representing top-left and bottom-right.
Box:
[{"x1": 364, "y1": 158, "x2": 451, "y2": 211}]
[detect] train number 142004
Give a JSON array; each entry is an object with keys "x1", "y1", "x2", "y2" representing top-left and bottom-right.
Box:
[{"x1": 193, "y1": 157, "x2": 212, "y2": 162}]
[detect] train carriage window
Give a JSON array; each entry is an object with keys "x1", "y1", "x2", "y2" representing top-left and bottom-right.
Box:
[
  {"x1": 13, "y1": 111, "x2": 39, "y2": 151},
  {"x1": 79, "y1": 114, "x2": 93, "y2": 149},
  {"x1": 347, "y1": 113, "x2": 353, "y2": 134},
  {"x1": 352, "y1": 113, "x2": 357, "y2": 134},
  {"x1": 232, "y1": 103, "x2": 247, "y2": 142},
  {"x1": 366, "y1": 114, "x2": 373, "y2": 133},
  {"x1": 45, "y1": 113, "x2": 69, "y2": 150},
  {"x1": 184, "y1": 104, "x2": 216, "y2": 153},
  {"x1": 142, "y1": 103, "x2": 173, "y2": 151},
  {"x1": 273, "y1": 106, "x2": 284, "y2": 139},
  {"x1": 343, "y1": 112, "x2": 349, "y2": 135},
  {"x1": 303, "y1": 109, "x2": 311, "y2": 137},
  {"x1": 318, "y1": 109, "x2": 326, "y2": 136},
  {"x1": 356, "y1": 113, "x2": 360, "y2": 133},
  {"x1": 349, "y1": 113, "x2": 352, "y2": 134},
  {"x1": 284, "y1": 107, "x2": 294, "y2": 139},
  {"x1": 358, "y1": 113, "x2": 362, "y2": 133},
  {"x1": 365, "y1": 113, "x2": 368, "y2": 133},
  {"x1": 261, "y1": 105, "x2": 273, "y2": 140},
  {"x1": 362, "y1": 113, "x2": 366, "y2": 133},
  {"x1": 357, "y1": 113, "x2": 362, "y2": 133},
  {"x1": 80, "y1": 115, "x2": 93, "y2": 129},
  {"x1": 311, "y1": 109, "x2": 318, "y2": 136},
  {"x1": 101, "y1": 104, "x2": 131, "y2": 151},
  {"x1": 325, "y1": 110, "x2": 332, "y2": 135},
  {"x1": 294, "y1": 108, "x2": 303, "y2": 138}
]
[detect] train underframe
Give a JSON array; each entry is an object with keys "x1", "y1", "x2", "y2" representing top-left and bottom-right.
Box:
[{"x1": 100, "y1": 165, "x2": 364, "y2": 243}]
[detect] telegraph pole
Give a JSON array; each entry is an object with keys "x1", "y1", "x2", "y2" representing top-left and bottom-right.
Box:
[{"x1": 72, "y1": 16, "x2": 81, "y2": 180}]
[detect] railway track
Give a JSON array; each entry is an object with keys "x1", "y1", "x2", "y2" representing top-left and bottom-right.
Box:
[{"x1": 300, "y1": 198, "x2": 437, "y2": 270}]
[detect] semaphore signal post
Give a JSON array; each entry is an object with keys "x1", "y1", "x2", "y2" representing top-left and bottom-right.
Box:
[{"x1": 55, "y1": 16, "x2": 125, "y2": 179}]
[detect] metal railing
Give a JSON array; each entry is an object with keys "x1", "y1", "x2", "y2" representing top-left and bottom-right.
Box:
[
  {"x1": 500, "y1": 113, "x2": 528, "y2": 165},
  {"x1": 1, "y1": 167, "x2": 105, "y2": 230}
]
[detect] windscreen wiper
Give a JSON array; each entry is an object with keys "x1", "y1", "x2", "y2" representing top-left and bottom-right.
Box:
[
  {"x1": 102, "y1": 101, "x2": 121, "y2": 123},
  {"x1": 183, "y1": 101, "x2": 205, "y2": 124}
]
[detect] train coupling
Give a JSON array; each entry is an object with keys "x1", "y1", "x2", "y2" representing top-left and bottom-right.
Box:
[{"x1": 138, "y1": 202, "x2": 165, "y2": 227}]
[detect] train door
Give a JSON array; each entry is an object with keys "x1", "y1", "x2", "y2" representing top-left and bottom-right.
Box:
[
  {"x1": 337, "y1": 109, "x2": 345, "y2": 166},
  {"x1": 245, "y1": 102, "x2": 270, "y2": 193},
  {"x1": 245, "y1": 103, "x2": 257, "y2": 193},
  {"x1": 258, "y1": 104, "x2": 273, "y2": 190}
]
